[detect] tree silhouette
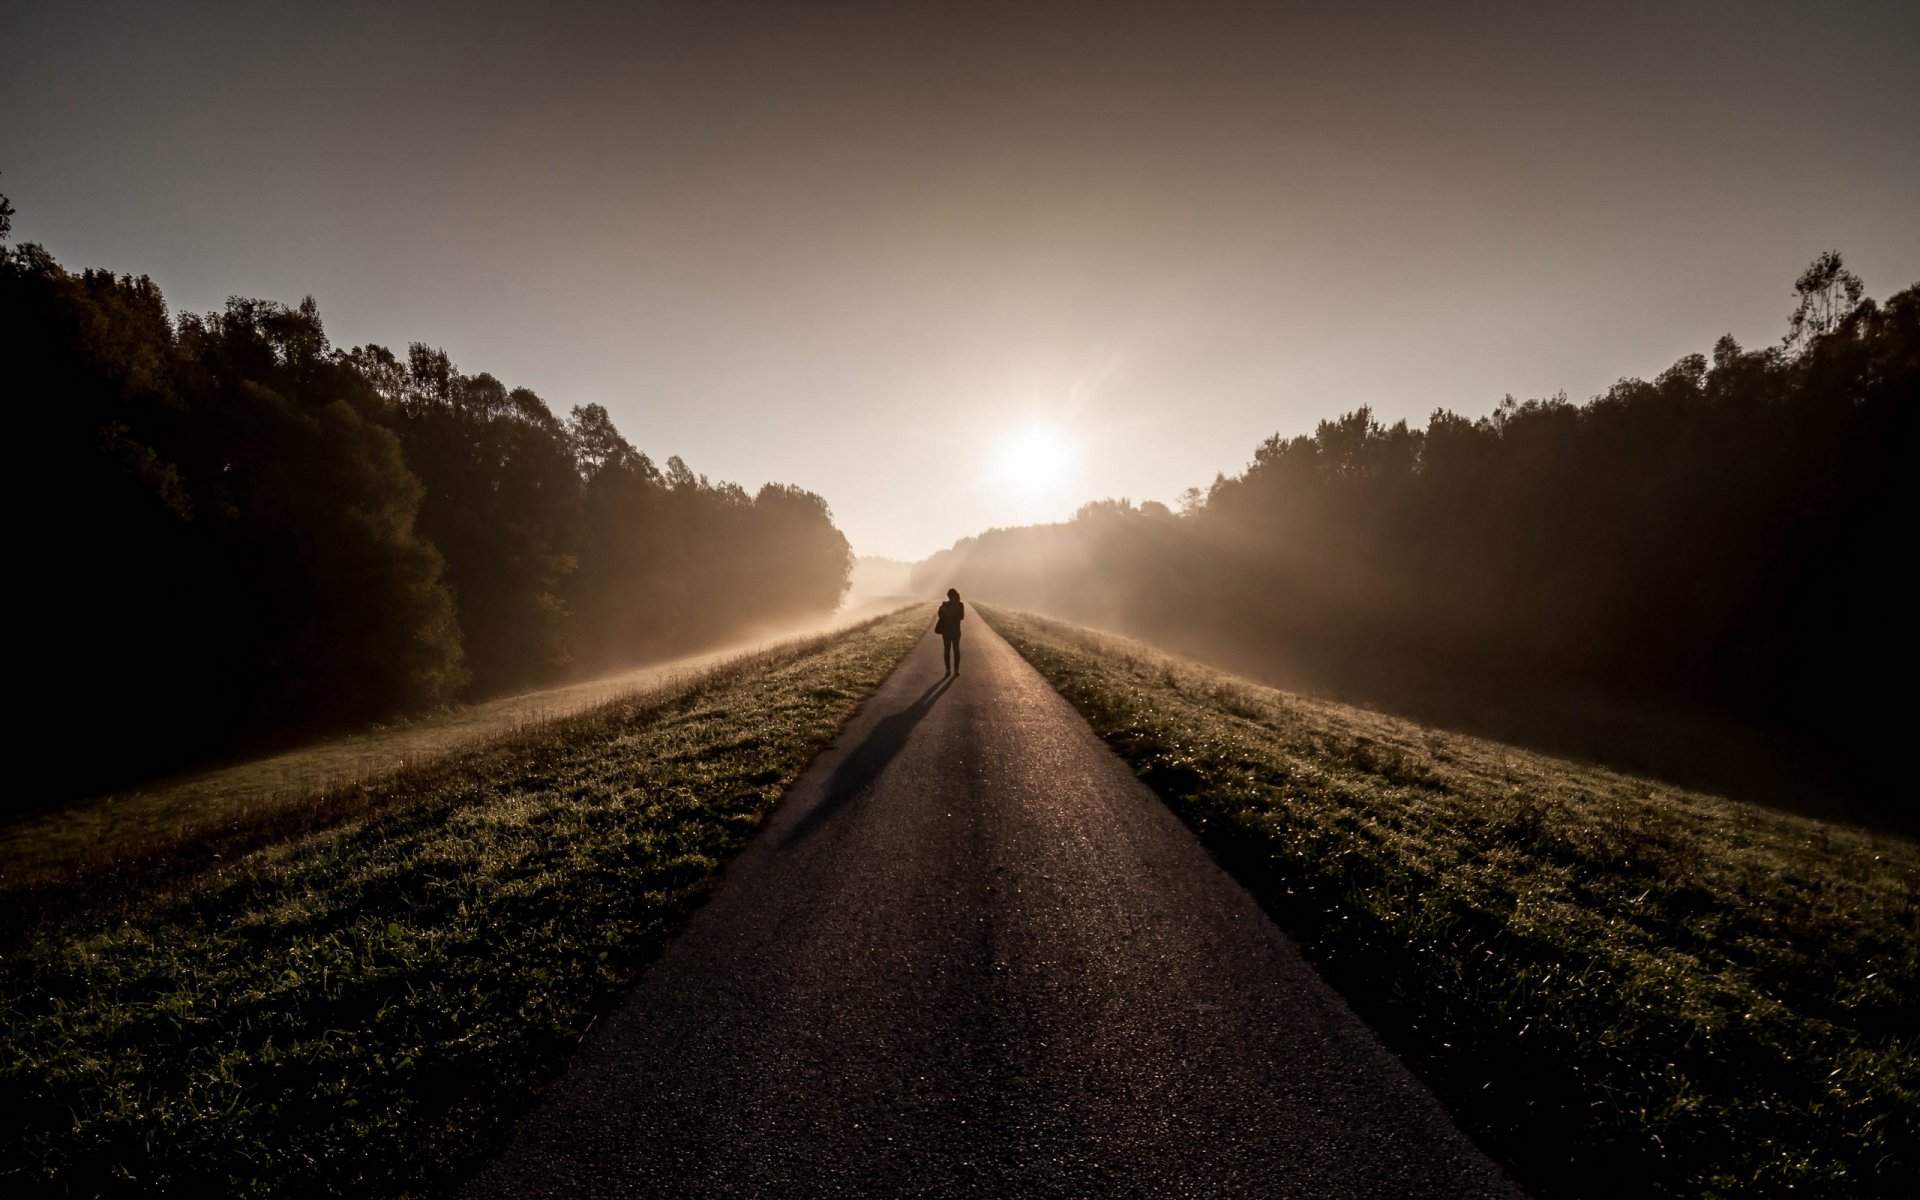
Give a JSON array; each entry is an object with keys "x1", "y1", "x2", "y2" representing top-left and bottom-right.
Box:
[
  {"x1": 916, "y1": 254, "x2": 1918, "y2": 824},
  {"x1": 1784, "y1": 250, "x2": 1865, "y2": 352},
  {"x1": 3, "y1": 202, "x2": 853, "y2": 802}
]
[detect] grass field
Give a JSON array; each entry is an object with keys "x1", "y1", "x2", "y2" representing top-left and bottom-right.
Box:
[
  {"x1": 0, "y1": 605, "x2": 926, "y2": 1199},
  {"x1": 987, "y1": 607, "x2": 1919, "y2": 1200},
  {"x1": 0, "y1": 598, "x2": 909, "y2": 897}
]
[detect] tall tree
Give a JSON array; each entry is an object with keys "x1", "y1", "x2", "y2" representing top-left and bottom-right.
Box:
[{"x1": 1784, "y1": 250, "x2": 1865, "y2": 352}]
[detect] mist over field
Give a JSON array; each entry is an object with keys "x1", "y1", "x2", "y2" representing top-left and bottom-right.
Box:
[
  {"x1": 847, "y1": 555, "x2": 917, "y2": 604},
  {"x1": 4, "y1": 4, "x2": 1919, "y2": 1198},
  {"x1": 3, "y1": 226, "x2": 855, "y2": 803},
  {"x1": 913, "y1": 258, "x2": 1918, "y2": 828}
]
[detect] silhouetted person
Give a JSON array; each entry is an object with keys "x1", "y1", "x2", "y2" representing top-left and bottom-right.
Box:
[{"x1": 935, "y1": 588, "x2": 965, "y2": 674}]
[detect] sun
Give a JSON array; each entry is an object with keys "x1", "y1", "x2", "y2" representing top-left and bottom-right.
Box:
[{"x1": 997, "y1": 424, "x2": 1077, "y2": 493}]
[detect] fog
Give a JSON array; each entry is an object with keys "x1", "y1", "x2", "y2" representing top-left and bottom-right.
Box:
[
  {"x1": 5, "y1": 251, "x2": 854, "y2": 803},
  {"x1": 6, "y1": 1, "x2": 1917, "y2": 559},
  {"x1": 5, "y1": 1, "x2": 1916, "y2": 807},
  {"x1": 915, "y1": 261, "x2": 1916, "y2": 828}
]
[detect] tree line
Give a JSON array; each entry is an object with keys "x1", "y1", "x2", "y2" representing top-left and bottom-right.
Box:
[
  {"x1": 3, "y1": 197, "x2": 850, "y2": 799},
  {"x1": 915, "y1": 255, "x2": 1916, "y2": 821}
]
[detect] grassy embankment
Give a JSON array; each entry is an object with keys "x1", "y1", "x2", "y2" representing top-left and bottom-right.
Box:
[
  {"x1": 0, "y1": 598, "x2": 907, "y2": 900},
  {"x1": 987, "y1": 607, "x2": 1918, "y2": 1200},
  {"x1": 0, "y1": 606, "x2": 926, "y2": 1198}
]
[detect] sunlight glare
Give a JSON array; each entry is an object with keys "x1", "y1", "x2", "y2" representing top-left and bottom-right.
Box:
[{"x1": 998, "y1": 424, "x2": 1078, "y2": 495}]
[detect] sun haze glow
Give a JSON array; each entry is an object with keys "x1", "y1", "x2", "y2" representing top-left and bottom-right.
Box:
[
  {"x1": 997, "y1": 424, "x2": 1080, "y2": 496},
  {"x1": 4, "y1": 2, "x2": 1916, "y2": 561}
]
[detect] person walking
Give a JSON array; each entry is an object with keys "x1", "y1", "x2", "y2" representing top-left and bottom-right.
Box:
[{"x1": 935, "y1": 588, "x2": 965, "y2": 675}]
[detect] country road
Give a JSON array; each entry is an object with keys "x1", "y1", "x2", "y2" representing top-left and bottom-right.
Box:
[{"x1": 463, "y1": 616, "x2": 1523, "y2": 1199}]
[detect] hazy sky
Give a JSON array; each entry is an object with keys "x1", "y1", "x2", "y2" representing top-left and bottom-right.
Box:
[{"x1": 6, "y1": 1, "x2": 1917, "y2": 560}]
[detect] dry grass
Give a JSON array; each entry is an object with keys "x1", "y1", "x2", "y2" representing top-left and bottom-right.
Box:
[{"x1": 987, "y1": 606, "x2": 1920, "y2": 1200}]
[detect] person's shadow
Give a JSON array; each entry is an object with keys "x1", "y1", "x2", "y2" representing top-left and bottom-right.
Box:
[{"x1": 780, "y1": 674, "x2": 955, "y2": 848}]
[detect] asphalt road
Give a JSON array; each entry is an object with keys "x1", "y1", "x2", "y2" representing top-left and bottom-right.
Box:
[{"x1": 463, "y1": 617, "x2": 1523, "y2": 1199}]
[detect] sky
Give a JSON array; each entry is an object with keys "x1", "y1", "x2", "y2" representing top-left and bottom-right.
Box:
[{"x1": 5, "y1": 0, "x2": 1917, "y2": 560}]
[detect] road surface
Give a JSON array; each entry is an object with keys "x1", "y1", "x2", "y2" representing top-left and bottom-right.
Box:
[{"x1": 463, "y1": 617, "x2": 1523, "y2": 1199}]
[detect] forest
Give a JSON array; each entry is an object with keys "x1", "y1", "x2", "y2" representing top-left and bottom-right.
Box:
[
  {"x1": 2, "y1": 196, "x2": 851, "y2": 802},
  {"x1": 915, "y1": 255, "x2": 1916, "y2": 824}
]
